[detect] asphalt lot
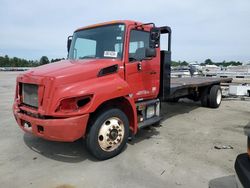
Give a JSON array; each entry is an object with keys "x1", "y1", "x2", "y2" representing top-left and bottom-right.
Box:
[{"x1": 0, "y1": 71, "x2": 249, "y2": 188}]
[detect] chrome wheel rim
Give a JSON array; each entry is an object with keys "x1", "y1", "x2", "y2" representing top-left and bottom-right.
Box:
[
  {"x1": 216, "y1": 90, "x2": 222, "y2": 104},
  {"x1": 98, "y1": 117, "x2": 125, "y2": 152}
]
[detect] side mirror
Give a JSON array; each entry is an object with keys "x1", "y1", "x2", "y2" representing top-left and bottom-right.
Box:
[
  {"x1": 150, "y1": 27, "x2": 160, "y2": 48},
  {"x1": 67, "y1": 36, "x2": 72, "y2": 53},
  {"x1": 145, "y1": 48, "x2": 156, "y2": 58}
]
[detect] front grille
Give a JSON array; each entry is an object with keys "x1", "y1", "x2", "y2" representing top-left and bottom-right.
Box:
[{"x1": 22, "y1": 83, "x2": 39, "y2": 108}]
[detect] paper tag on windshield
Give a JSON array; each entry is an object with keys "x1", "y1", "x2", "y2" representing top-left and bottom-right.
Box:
[
  {"x1": 104, "y1": 51, "x2": 118, "y2": 58},
  {"x1": 119, "y1": 25, "x2": 125, "y2": 31}
]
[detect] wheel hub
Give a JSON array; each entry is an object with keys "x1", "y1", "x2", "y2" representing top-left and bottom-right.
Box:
[
  {"x1": 109, "y1": 129, "x2": 118, "y2": 140},
  {"x1": 98, "y1": 117, "x2": 125, "y2": 152},
  {"x1": 216, "y1": 90, "x2": 222, "y2": 104}
]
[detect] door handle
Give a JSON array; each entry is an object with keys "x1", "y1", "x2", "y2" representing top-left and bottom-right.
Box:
[
  {"x1": 149, "y1": 71, "x2": 157, "y2": 75},
  {"x1": 137, "y1": 62, "x2": 142, "y2": 71}
]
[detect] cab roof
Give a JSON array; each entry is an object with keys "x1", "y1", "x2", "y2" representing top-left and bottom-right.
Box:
[{"x1": 75, "y1": 20, "x2": 147, "y2": 32}]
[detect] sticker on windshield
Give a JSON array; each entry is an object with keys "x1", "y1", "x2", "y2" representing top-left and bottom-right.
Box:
[
  {"x1": 119, "y1": 25, "x2": 125, "y2": 31},
  {"x1": 104, "y1": 51, "x2": 118, "y2": 58}
]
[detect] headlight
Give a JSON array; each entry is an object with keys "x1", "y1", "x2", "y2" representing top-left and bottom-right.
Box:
[{"x1": 56, "y1": 96, "x2": 91, "y2": 112}]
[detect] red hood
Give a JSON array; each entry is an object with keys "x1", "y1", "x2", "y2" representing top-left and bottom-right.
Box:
[{"x1": 24, "y1": 59, "x2": 122, "y2": 84}]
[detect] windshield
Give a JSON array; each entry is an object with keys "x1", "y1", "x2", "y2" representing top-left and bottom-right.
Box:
[{"x1": 68, "y1": 24, "x2": 125, "y2": 60}]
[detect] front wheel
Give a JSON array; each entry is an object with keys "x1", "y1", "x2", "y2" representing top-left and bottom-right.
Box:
[{"x1": 86, "y1": 108, "x2": 129, "y2": 160}]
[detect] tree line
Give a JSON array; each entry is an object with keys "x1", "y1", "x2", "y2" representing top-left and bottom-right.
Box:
[
  {"x1": 0, "y1": 55, "x2": 246, "y2": 67},
  {"x1": 200, "y1": 59, "x2": 243, "y2": 67},
  {"x1": 172, "y1": 59, "x2": 244, "y2": 67},
  {"x1": 0, "y1": 55, "x2": 65, "y2": 67}
]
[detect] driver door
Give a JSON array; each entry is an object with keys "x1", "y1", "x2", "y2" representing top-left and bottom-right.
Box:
[{"x1": 125, "y1": 28, "x2": 159, "y2": 101}]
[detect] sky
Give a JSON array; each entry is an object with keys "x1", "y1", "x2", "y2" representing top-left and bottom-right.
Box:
[{"x1": 0, "y1": 0, "x2": 250, "y2": 63}]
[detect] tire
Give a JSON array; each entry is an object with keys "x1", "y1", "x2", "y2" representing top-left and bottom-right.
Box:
[
  {"x1": 209, "y1": 85, "x2": 222, "y2": 108},
  {"x1": 86, "y1": 108, "x2": 129, "y2": 160},
  {"x1": 200, "y1": 87, "x2": 209, "y2": 107}
]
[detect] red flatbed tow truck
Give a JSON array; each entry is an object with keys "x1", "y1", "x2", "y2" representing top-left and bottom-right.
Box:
[{"x1": 13, "y1": 20, "x2": 232, "y2": 159}]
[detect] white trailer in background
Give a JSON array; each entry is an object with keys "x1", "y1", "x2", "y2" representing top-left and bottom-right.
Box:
[{"x1": 229, "y1": 84, "x2": 250, "y2": 96}]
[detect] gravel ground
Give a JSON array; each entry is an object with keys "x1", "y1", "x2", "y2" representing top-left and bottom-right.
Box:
[{"x1": 0, "y1": 71, "x2": 249, "y2": 188}]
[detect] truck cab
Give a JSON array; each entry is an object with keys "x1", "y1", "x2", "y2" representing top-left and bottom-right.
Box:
[{"x1": 13, "y1": 20, "x2": 225, "y2": 160}]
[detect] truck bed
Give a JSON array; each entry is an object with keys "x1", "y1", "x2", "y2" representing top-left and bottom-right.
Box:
[{"x1": 169, "y1": 77, "x2": 232, "y2": 97}]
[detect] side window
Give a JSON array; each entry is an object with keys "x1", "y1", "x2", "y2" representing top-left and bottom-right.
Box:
[
  {"x1": 74, "y1": 38, "x2": 96, "y2": 59},
  {"x1": 129, "y1": 30, "x2": 150, "y2": 62}
]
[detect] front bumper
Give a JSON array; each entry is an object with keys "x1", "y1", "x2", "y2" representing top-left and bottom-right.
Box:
[
  {"x1": 235, "y1": 153, "x2": 250, "y2": 188},
  {"x1": 13, "y1": 106, "x2": 89, "y2": 142}
]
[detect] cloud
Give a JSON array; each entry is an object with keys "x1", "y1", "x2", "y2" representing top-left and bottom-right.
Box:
[{"x1": 0, "y1": 0, "x2": 250, "y2": 62}]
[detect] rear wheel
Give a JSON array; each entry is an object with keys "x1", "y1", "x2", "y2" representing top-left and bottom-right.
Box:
[
  {"x1": 209, "y1": 85, "x2": 222, "y2": 108},
  {"x1": 86, "y1": 108, "x2": 129, "y2": 160}
]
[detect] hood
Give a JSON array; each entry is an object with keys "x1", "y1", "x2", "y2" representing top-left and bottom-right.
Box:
[{"x1": 25, "y1": 59, "x2": 122, "y2": 84}]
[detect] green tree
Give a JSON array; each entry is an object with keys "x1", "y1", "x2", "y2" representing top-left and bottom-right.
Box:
[
  {"x1": 204, "y1": 59, "x2": 213, "y2": 65},
  {"x1": 180, "y1": 61, "x2": 188, "y2": 66},
  {"x1": 171, "y1": 60, "x2": 189, "y2": 67},
  {"x1": 171, "y1": 61, "x2": 180, "y2": 67},
  {"x1": 39, "y1": 56, "x2": 50, "y2": 65},
  {"x1": 51, "y1": 58, "x2": 65, "y2": 63}
]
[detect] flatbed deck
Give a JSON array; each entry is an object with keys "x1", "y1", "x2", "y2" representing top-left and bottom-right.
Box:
[
  {"x1": 171, "y1": 77, "x2": 232, "y2": 90},
  {"x1": 169, "y1": 77, "x2": 232, "y2": 98}
]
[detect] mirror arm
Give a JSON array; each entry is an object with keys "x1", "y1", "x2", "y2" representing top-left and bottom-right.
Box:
[
  {"x1": 67, "y1": 36, "x2": 73, "y2": 53},
  {"x1": 168, "y1": 31, "x2": 171, "y2": 51}
]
